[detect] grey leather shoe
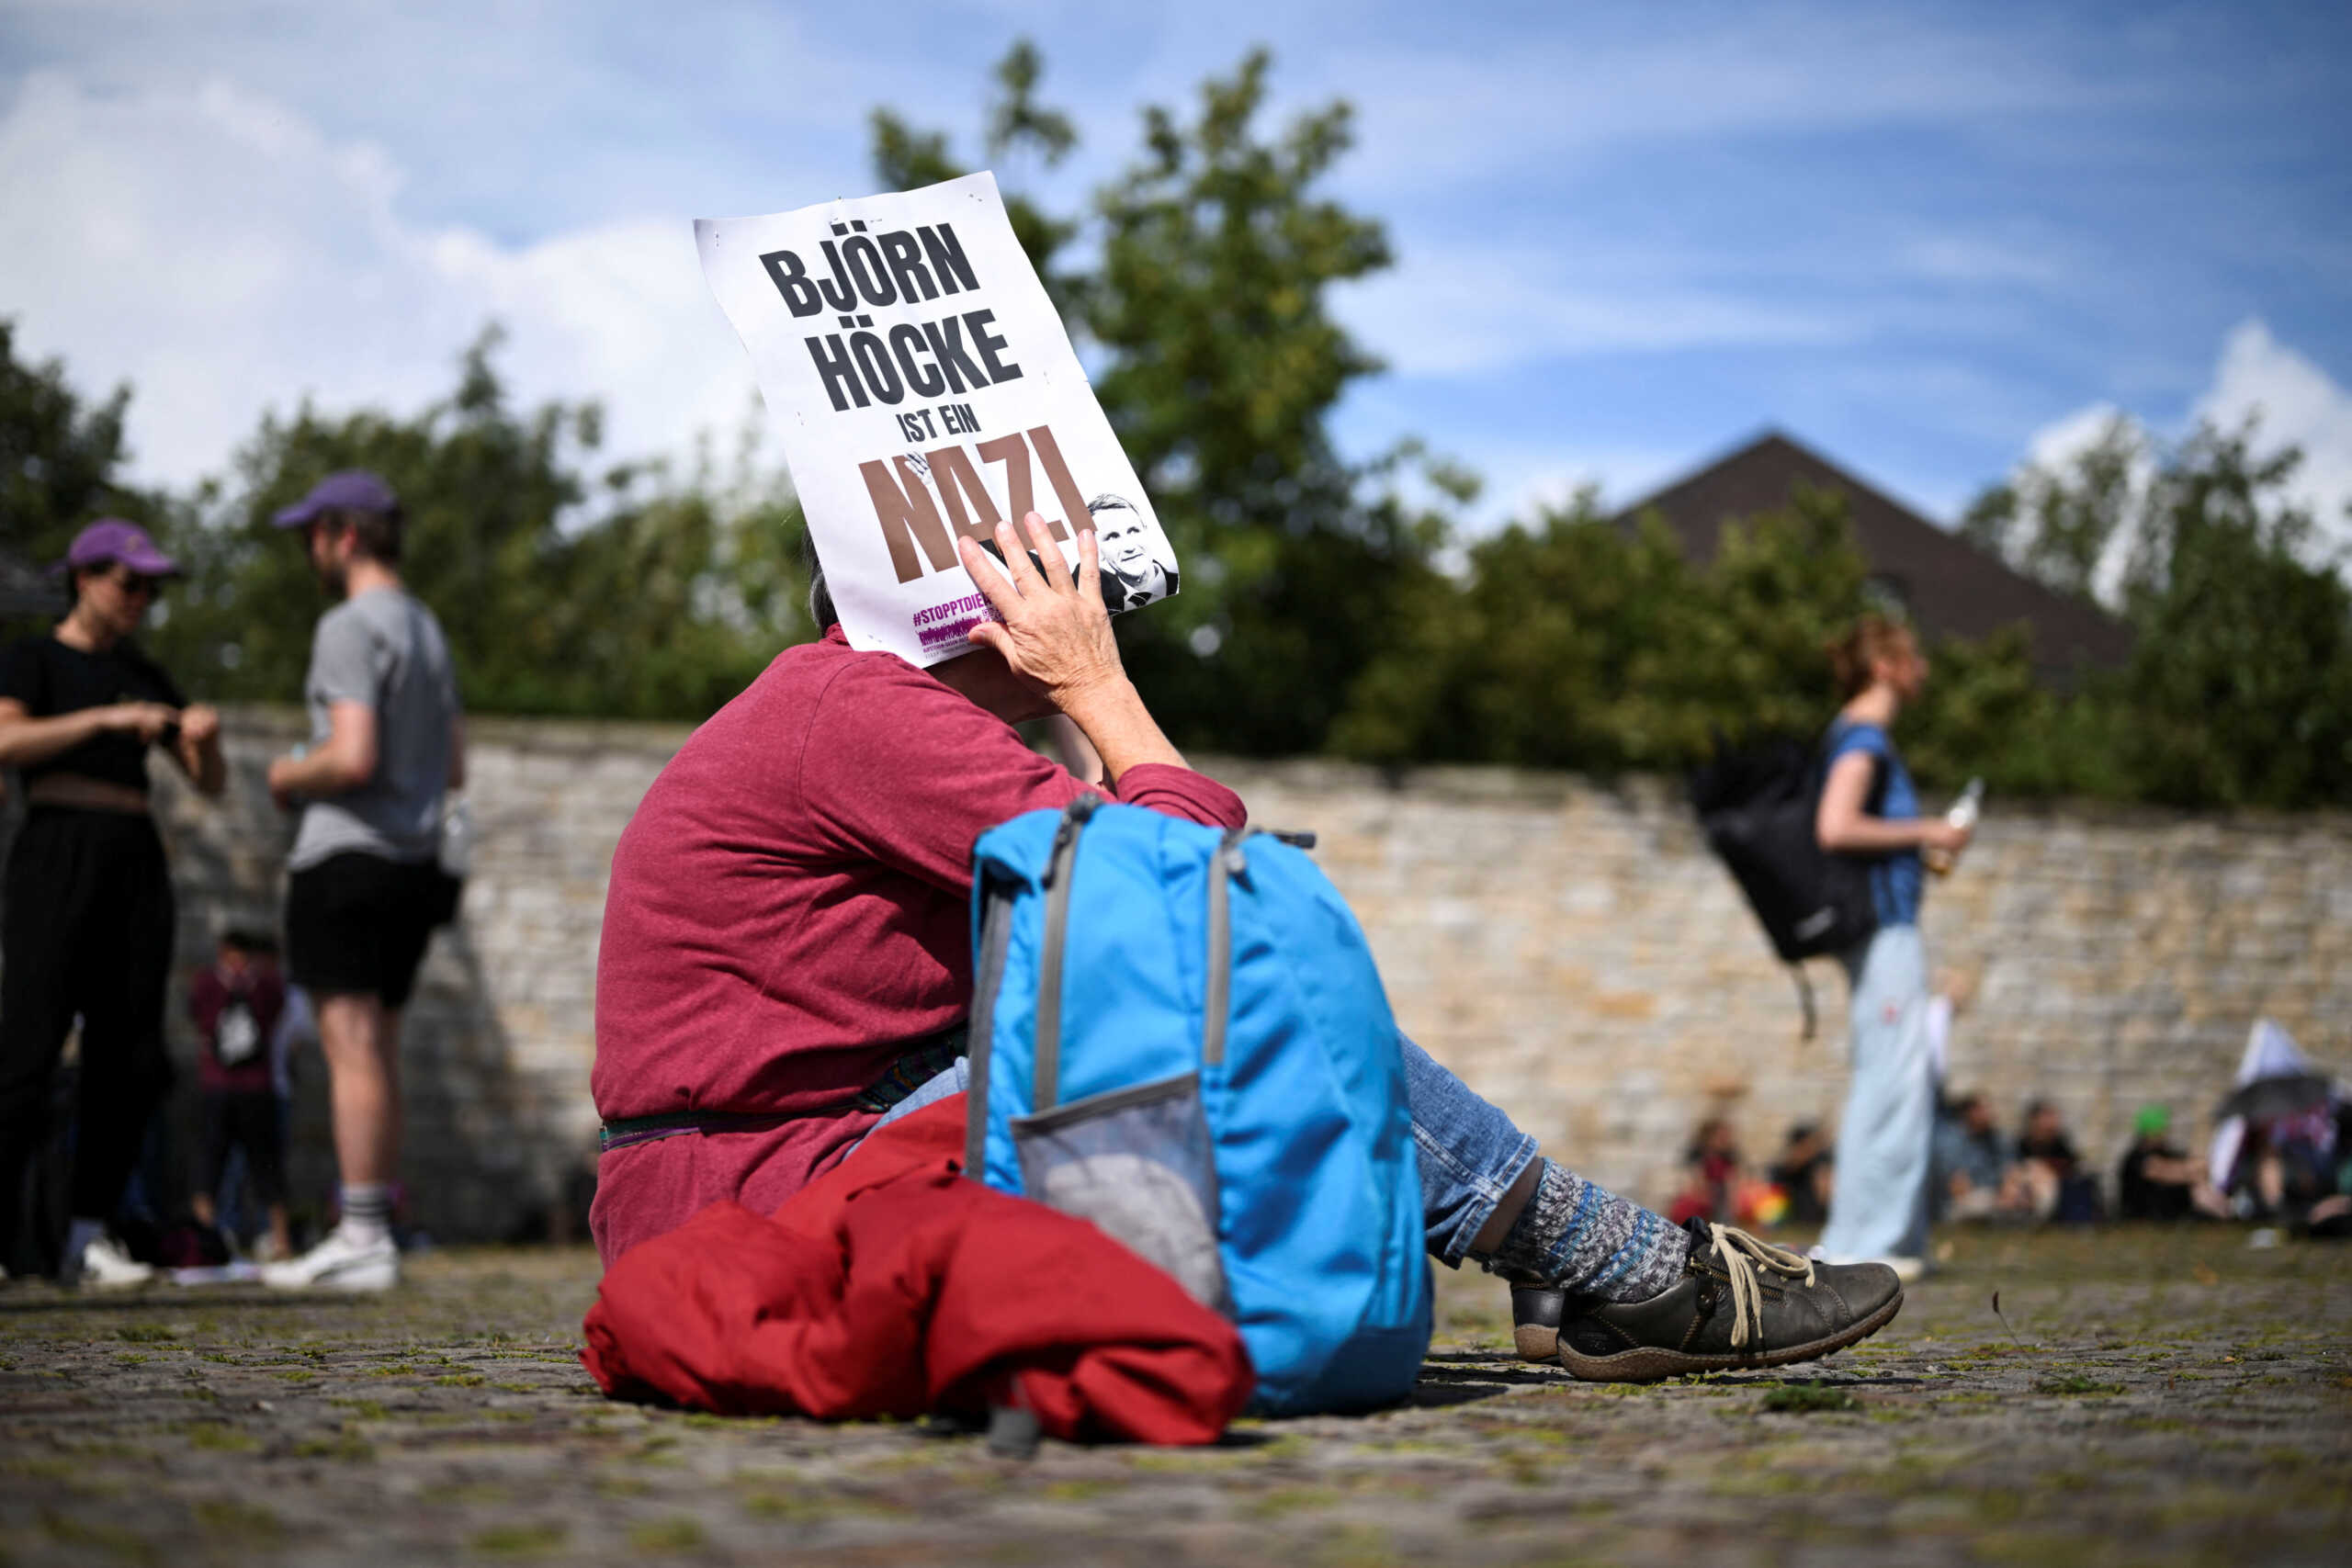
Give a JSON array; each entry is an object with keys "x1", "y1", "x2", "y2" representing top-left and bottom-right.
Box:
[{"x1": 1512, "y1": 1220, "x2": 1902, "y2": 1382}]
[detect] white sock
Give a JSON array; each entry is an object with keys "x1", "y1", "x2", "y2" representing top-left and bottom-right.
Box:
[
  {"x1": 338, "y1": 1184, "x2": 393, "y2": 1245},
  {"x1": 65, "y1": 1216, "x2": 105, "y2": 1263}
]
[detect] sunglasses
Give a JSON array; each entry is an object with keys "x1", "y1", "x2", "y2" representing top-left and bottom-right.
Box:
[{"x1": 108, "y1": 567, "x2": 164, "y2": 597}]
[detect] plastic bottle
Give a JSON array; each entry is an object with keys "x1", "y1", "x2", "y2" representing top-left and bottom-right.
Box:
[
  {"x1": 438, "y1": 795, "x2": 474, "y2": 880},
  {"x1": 1924, "y1": 777, "x2": 1984, "y2": 877}
]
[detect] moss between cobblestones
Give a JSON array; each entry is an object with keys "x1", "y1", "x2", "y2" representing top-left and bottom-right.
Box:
[{"x1": 2, "y1": 1231, "x2": 2347, "y2": 1567}]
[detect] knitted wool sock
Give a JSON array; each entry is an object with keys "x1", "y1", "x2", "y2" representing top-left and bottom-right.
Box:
[
  {"x1": 1481, "y1": 1158, "x2": 1691, "y2": 1303},
  {"x1": 338, "y1": 1183, "x2": 393, "y2": 1245}
]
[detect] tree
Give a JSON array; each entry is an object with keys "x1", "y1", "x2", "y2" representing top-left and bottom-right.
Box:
[
  {"x1": 870, "y1": 39, "x2": 1079, "y2": 305},
  {"x1": 1332, "y1": 488, "x2": 1873, "y2": 773},
  {"x1": 1961, "y1": 417, "x2": 2352, "y2": 807},
  {"x1": 1960, "y1": 415, "x2": 2143, "y2": 604},
  {"x1": 870, "y1": 44, "x2": 1448, "y2": 753},
  {"x1": 0, "y1": 318, "x2": 169, "y2": 621},
  {"x1": 151, "y1": 330, "x2": 814, "y2": 716},
  {"x1": 2113, "y1": 425, "x2": 2352, "y2": 807}
]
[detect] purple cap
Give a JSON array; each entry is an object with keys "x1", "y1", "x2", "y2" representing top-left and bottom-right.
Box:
[
  {"x1": 59, "y1": 518, "x2": 181, "y2": 579},
  {"x1": 272, "y1": 469, "x2": 398, "y2": 529}
]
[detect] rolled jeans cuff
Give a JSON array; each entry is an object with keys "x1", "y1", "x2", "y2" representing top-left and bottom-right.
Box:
[{"x1": 1398, "y1": 1032, "x2": 1542, "y2": 1268}]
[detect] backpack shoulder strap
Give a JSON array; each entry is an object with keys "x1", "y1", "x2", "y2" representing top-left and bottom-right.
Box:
[
  {"x1": 1815, "y1": 727, "x2": 1890, "y2": 818},
  {"x1": 965, "y1": 793, "x2": 1099, "y2": 1175}
]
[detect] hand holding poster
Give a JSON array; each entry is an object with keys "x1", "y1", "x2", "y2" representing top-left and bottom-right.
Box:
[{"x1": 695, "y1": 173, "x2": 1179, "y2": 666}]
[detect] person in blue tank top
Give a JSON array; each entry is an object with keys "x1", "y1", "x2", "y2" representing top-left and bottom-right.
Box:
[{"x1": 1811, "y1": 615, "x2": 1973, "y2": 1279}]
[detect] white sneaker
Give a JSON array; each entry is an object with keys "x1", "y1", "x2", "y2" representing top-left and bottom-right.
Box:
[
  {"x1": 74, "y1": 1234, "x2": 156, "y2": 1289},
  {"x1": 261, "y1": 1225, "x2": 400, "y2": 1292}
]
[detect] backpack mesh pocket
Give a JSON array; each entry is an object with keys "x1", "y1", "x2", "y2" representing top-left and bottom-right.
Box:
[{"x1": 1012, "y1": 1073, "x2": 1228, "y2": 1314}]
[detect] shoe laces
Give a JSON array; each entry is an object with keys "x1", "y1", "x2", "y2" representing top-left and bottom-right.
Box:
[{"x1": 1703, "y1": 1223, "x2": 1815, "y2": 1349}]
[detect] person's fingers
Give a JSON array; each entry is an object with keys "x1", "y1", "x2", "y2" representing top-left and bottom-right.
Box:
[
  {"x1": 964, "y1": 620, "x2": 1012, "y2": 660},
  {"x1": 1075, "y1": 524, "x2": 1101, "y2": 600},
  {"x1": 992, "y1": 520, "x2": 1045, "y2": 597},
  {"x1": 957, "y1": 535, "x2": 1022, "y2": 616},
  {"x1": 1023, "y1": 511, "x2": 1072, "y2": 591}
]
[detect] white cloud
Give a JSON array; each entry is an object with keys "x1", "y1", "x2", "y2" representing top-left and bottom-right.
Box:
[
  {"x1": 1435, "y1": 439, "x2": 1690, "y2": 536},
  {"x1": 2014, "y1": 400, "x2": 2155, "y2": 606},
  {"x1": 2012, "y1": 320, "x2": 2352, "y2": 597},
  {"x1": 1338, "y1": 243, "x2": 1845, "y2": 378},
  {"x1": 2194, "y1": 320, "x2": 2352, "y2": 545},
  {"x1": 0, "y1": 71, "x2": 755, "y2": 491},
  {"x1": 2023, "y1": 400, "x2": 2142, "y2": 472}
]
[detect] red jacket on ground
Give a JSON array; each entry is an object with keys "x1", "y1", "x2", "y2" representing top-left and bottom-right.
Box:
[
  {"x1": 580, "y1": 1097, "x2": 1254, "y2": 1444},
  {"x1": 590, "y1": 626, "x2": 1245, "y2": 1264}
]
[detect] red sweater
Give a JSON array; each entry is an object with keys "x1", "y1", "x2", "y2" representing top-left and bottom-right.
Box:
[
  {"x1": 189, "y1": 965, "x2": 287, "y2": 1095},
  {"x1": 590, "y1": 627, "x2": 1245, "y2": 1263}
]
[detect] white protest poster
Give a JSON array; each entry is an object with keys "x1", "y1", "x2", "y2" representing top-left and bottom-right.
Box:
[{"x1": 695, "y1": 172, "x2": 1179, "y2": 665}]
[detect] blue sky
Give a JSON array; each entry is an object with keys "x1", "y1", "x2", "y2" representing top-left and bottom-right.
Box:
[{"x1": 3, "y1": 0, "x2": 2347, "y2": 540}]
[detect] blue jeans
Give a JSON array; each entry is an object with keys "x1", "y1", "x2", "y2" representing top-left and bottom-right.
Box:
[
  {"x1": 1816, "y1": 924, "x2": 1935, "y2": 1261},
  {"x1": 870, "y1": 1031, "x2": 1540, "y2": 1266}
]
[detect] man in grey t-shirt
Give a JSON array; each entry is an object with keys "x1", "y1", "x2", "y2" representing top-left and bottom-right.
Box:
[{"x1": 260, "y1": 470, "x2": 466, "y2": 1291}]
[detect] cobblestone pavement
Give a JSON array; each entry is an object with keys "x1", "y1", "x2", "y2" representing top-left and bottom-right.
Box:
[{"x1": 4, "y1": 1225, "x2": 2346, "y2": 1567}]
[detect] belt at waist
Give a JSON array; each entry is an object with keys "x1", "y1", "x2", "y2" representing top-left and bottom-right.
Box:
[{"x1": 597, "y1": 1028, "x2": 967, "y2": 1155}]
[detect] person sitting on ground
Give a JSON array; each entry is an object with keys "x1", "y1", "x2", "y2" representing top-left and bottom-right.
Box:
[
  {"x1": 2241, "y1": 1104, "x2": 2345, "y2": 1232},
  {"x1": 1931, "y1": 1093, "x2": 2023, "y2": 1223},
  {"x1": 188, "y1": 929, "x2": 294, "y2": 1261},
  {"x1": 1668, "y1": 1117, "x2": 1742, "y2": 1225},
  {"x1": 590, "y1": 513, "x2": 1901, "y2": 1382},
  {"x1": 2015, "y1": 1100, "x2": 2102, "y2": 1223},
  {"x1": 2012, "y1": 1100, "x2": 2070, "y2": 1217},
  {"x1": 2306, "y1": 1100, "x2": 2352, "y2": 1240},
  {"x1": 1767, "y1": 1122, "x2": 1834, "y2": 1229},
  {"x1": 2115, "y1": 1104, "x2": 2228, "y2": 1222}
]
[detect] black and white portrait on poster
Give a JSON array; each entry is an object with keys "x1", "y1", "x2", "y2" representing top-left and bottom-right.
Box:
[
  {"x1": 1087, "y1": 494, "x2": 1180, "y2": 613},
  {"x1": 694, "y1": 172, "x2": 1181, "y2": 667}
]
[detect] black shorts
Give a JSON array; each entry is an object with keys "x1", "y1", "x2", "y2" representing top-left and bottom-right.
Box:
[
  {"x1": 198, "y1": 1089, "x2": 286, "y2": 1205},
  {"x1": 285, "y1": 852, "x2": 456, "y2": 1010}
]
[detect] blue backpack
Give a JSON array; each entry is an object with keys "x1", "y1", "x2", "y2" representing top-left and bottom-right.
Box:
[{"x1": 963, "y1": 796, "x2": 1432, "y2": 1416}]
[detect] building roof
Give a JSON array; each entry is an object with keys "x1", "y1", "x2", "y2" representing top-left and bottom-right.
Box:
[{"x1": 1617, "y1": 430, "x2": 2133, "y2": 680}]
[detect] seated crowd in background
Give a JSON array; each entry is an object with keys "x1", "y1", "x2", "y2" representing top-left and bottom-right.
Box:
[
  {"x1": 2117, "y1": 1105, "x2": 2229, "y2": 1222},
  {"x1": 1667, "y1": 1118, "x2": 1833, "y2": 1231},
  {"x1": 1930, "y1": 1095, "x2": 2098, "y2": 1223},
  {"x1": 2226, "y1": 1104, "x2": 2352, "y2": 1235},
  {"x1": 1672, "y1": 1090, "x2": 2349, "y2": 1237}
]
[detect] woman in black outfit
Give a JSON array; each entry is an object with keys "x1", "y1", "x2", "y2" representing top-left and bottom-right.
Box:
[{"x1": 0, "y1": 520, "x2": 223, "y2": 1283}]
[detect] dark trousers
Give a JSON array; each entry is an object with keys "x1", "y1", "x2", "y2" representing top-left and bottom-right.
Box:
[
  {"x1": 197, "y1": 1089, "x2": 287, "y2": 1208},
  {"x1": 0, "y1": 808, "x2": 175, "y2": 1271}
]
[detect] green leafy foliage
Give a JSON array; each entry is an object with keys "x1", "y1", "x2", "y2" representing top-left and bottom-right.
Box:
[
  {"x1": 0, "y1": 317, "x2": 173, "y2": 635},
  {"x1": 0, "y1": 319, "x2": 169, "y2": 568},
  {"x1": 867, "y1": 42, "x2": 1448, "y2": 755},
  {"x1": 1330, "y1": 488, "x2": 1871, "y2": 773},
  {"x1": 2112, "y1": 429, "x2": 2352, "y2": 807},
  {"x1": 144, "y1": 329, "x2": 814, "y2": 716},
  {"x1": 1958, "y1": 419, "x2": 2352, "y2": 807}
]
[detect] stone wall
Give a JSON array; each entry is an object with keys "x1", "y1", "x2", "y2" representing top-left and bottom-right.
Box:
[{"x1": 109, "y1": 711, "x2": 2352, "y2": 1240}]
